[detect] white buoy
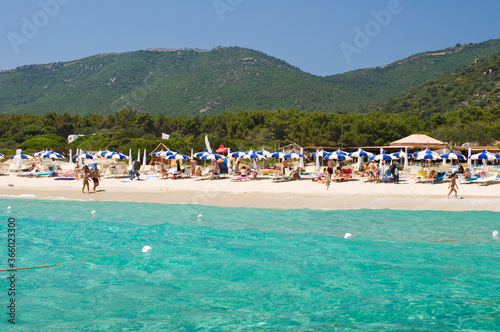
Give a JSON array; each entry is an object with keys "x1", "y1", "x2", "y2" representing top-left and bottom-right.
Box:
[
  {"x1": 142, "y1": 245, "x2": 152, "y2": 253},
  {"x1": 198, "y1": 214, "x2": 203, "y2": 220},
  {"x1": 493, "y1": 231, "x2": 499, "y2": 237},
  {"x1": 7, "y1": 206, "x2": 11, "y2": 210},
  {"x1": 91, "y1": 210, "x2": 96, "y2": 215},
  {"x1": 344, "y1": 233, "x2": 352, "y2": 239}
]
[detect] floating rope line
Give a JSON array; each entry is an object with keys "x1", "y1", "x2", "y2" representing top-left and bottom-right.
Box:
[{"x1": 0, "y1": 253, "x2": 141, "y2": 272}]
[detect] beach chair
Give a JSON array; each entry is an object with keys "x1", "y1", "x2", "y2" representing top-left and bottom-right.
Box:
[
  {"x1": 272, "y1": 173, "x2": 291, "y2": 183},
  {"x1": 476, "y1": 173, "x2": 497, "y2": 186},
  {"x1": 414, "y1": 171, "x2": 427, "y2": 183},
  {"x1": 462, "y1": 174, "x2": 480, "y2": 184},
  {"x1": 427, "y1": 172, "x2": 446, "y2": 184}
]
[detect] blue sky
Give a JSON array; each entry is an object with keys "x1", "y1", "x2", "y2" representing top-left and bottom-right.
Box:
[{"x1": 1, "y1": 0, "x2": 498, "y2": 76}]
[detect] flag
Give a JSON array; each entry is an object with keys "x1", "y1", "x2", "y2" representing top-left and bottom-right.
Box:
[{"x1": 162, "y1": 133, "x2": 170, "y2": 140}]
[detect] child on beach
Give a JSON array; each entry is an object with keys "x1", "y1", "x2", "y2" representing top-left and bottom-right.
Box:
[
  {"x1": 448, "y1": 173, "x2": 458, "y2": 199},
  {"x1": 325, "y1": 173, "x2": 331, "y2": 190}
]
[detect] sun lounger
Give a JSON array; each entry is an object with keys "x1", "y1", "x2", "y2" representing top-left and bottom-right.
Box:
[
  {"x1": 477, "y1": 173, "x2": 497, "y2": 186},
  {"x1": 231, "y1": 174, "x2": 252, "y2": 182},
  {"x1": 462, "y1": 174, "x2": 480, "y2": 184}
]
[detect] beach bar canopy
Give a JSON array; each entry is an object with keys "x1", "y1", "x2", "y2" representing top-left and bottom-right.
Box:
[{"x1": 389, "y1": 134, "x2": 445, "y2": 147}]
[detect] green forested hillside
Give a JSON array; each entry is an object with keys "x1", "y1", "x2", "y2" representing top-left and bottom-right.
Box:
[
  {"x1": 1, "y1": 39, "x2": 499, "y2": 117},
  {"x1": 323, "y1": 39, "x2": 500, "y2": 101},
  {"x1": 0, "y1": 47, "x2": 370, "y2": 116},
  {"x1": 381, "y1": 53, "x2": 500, "y2": 117}
]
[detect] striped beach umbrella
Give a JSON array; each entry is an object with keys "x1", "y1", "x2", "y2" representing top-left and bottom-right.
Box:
[
  {"x1": 370, "y1": 152, "x2": 397, "y2": 161},
  {"x1": 10, "y1": 152, "x2": 32, "y2": 160},
  {"x1": 74, "y1": 151, "x2": 94, "y2": 159},
  {"x1": 440, "y1": 150, "x2": 466, "y2": 161},
  {"x1": 469, "y1": 149, "x2": 499, "y2": 161},
  {"x1": 167, "y1": 152, "x2": 190, "y2": 160},
  {"x1": 255, "y1": 149, "x2": 272, "y2": 157},
  {"x1": 41, "y1": 151, "x2": 64, "y2": 159},
  {"x1": 283, "y1": 151, "x2": 306, "y2": 160},
  {"x1": 349, "y1": 148, "x2": 374, "y2": 158},
  {"x1": 415, "y1": 150, "x2": 441, "y2": 161},
  {"x1": 106, "y1": 151, "x2": 128, "y2": 160},
  {"x1": 231, "y1": 149, "x2": 246, "y2": 158},
  {"x1": 194, "y1": 149, "x2": 210, "y2": 158},
  {"x1": 269, "y1": 149, "x2": 286, "y2": 159},
  {"x1": 390, "y1": 150, "x2": 412, "y2": 159},
  {"x1": 201, "y1": 152, "x2": 224, "y2": 160},
  {"x1": 326, "y1": 151, "x2": 351, "y2": 161}
]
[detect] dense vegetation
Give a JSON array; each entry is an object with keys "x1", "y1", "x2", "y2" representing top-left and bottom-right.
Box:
[
  {"x1": 381, "y1": 54, "x2": 500, "y2": 118},
  {"x1": 0, "y1": 39, "x2": 499, "y2": 117},
  {"x1": 324, "y1": 39, "x2": 500, "y2": 101},
  {"x1": 1, "y1": 107, "x2": 498, "y2": 159}
]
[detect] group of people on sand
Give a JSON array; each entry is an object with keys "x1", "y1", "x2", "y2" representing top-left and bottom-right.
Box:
[{"x1": 74, "y1": 164, "x2": 101, "y2": 193}]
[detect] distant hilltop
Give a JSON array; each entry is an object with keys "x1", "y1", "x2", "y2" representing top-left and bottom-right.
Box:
[{"x1": 0, "y1": 38, "x2": 498, "y2": 117}]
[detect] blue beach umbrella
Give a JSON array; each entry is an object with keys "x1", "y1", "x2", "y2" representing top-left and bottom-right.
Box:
[
  {"x1": 469, "y1": 149, "x2": 499, "y2": 161},
  {"x1": 194, "y1": 149, "x2": 210, "y2": 158},
  {"x1": 33, "y1": 150, "x2": 48, "y2": 158},
  {"x1": 326, "y1": 151, "x2": 351, "y2": 161},
  {"x1": 106, "y1": 151, "x2": 129, "y2": 160},
  {"x1": 243, "y1": 151, "x2": 267, "y2": 160},
  {"x1": 74, "y1": 151, "x2": 94, "y2": 160},
  {"x1": 370, "y1": 152, "x2": 397, "y2": 161},
  {"x1": 311, "y1": 149, "x2": 330, "y2": 158},
  {"x1": 415, "y1": 150, "x2": 441, "y2": 161},
  {"x1": 10, "y1": 152, "x2": 32, "y2": 160},
  {"x1": 349, "y1": 148, "x2": 374, "y2": 159},
  {"x1": 390, "y1": 150, "x2": 413, "y2": 159},
  {"x1": 157, "y1": 150, "x2": 174, "y2": 158},
  {"x1": 269, "y1": 149, "x2": 286, "y2": 159},
  {"x1": 201, "y1": 152, "x2": 224, "y2": 160},
  {"x1": 0, "y1": 153, "x2": 3, "y2": 159},
  {"x1": 41, "y1": 151, "x2": 64, "y2": 159},
  {"x1": 256, "y1": 149, "x2": 271, "y2": 157},
  {"x1": 167, "y1": 152, "x2": 190, "y2": 160},
  {"x1": 231, "y1": 149, "x2": 246, "y2": 158},
  {"x1": 440, "y1": 150, "x2": 466, "y2": 161},
  {"x1": 283, "y1": 151, "x2": 306, "y2": 160}
]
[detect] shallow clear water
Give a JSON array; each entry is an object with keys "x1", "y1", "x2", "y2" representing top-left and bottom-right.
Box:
[{"x1": 1, "y1": 198, "x2": 499, "y2": 330}]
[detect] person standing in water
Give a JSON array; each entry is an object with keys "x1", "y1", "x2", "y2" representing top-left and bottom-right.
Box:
[{"x1": 448, "y1": 173, "x2": 459, "y2": 199}]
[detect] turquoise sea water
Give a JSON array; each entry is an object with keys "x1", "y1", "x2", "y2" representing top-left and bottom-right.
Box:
[{"x1": 0, "y1": 198, "x2": 499, "y2": 331}]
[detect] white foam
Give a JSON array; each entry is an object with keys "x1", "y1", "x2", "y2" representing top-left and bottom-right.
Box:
[
  {"x1": 344, "y1": 233, "x2": 353, "y2": 239},
  {"x1": 142, "y1": 245, "x2": 152, "y2": 253}
]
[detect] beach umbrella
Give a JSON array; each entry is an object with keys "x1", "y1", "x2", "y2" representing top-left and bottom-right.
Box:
[
  {"x1": 326, "y1": 151, "x2": 351, "y2": 161},
  {"x1": 167, "y1": 152, "x2": 190, "y2": 160},
  {"x1": 194, "y1": 149, "x2": 210, "y2": 158},
  {"x1": 91, "y1": 150, "x2": 105, "y2": 158},
  {"x1": 142, "y1": 149, "x2": 147, "y2": 167},
  {"x1": 0, "y1": 153, "x2": 3, "y2": 159},
  {"x1": 311, "y1": 149, "x2": 329, "y2": 158},
  {"x1": 242, "y1": 151, "x2": 267, "y2": 160},
  {"x1": 256, "y1": 148, "x2": 271, "y2": 157},
  {"x1": 470, "y1": 150, "x2": 499, "y2": 174},
  {"x1": 469, "y1": 149, "x2": 499, "y2": 161},
  {"x1": 201, "y1": 152, "x2": 224, "y2": 160},
  {"x1": 269, "y1": 149, "x2": 285, "y2": 159},
  {"x1": 10, "y1": 152, "x2": 32, "y2": 160},
  {"x1": 348, "y1": 148, "x2": 374, "y2": 159},
  {"x1": 33, "y1": 150, "x2": 48, "y2": 158},
  {"x1": 283, "y1": 151, "x2": 306, "y2": 159},
  {"x1": 41, "y1": 151, "x2": 64, "y2": 159},
  {"x1": 390, "y1": 150, "x2": 412, "y2": 159},
  {"x1": 215, "y1": 145, "x2": 229, "y2": 154},
  {"x1": 415, "y1": 150, "x2": 441, "y2": 161},
  {"x1": 370, "y1": 152, "x2": 397, "y2": 161},
  {"x1": 440, "y1": 150, "x2": 466, "y2": 161},
  {"x1": 157, "y1": 150, "x2": 174, "y2": 158},
  {"x1": 74, "y1": 151, "x2": 94, "y2": 159},
  {"x1": 231, "y1": 149, "x2": 246, "y2": 158},
  {"x1": 106, "y1": 151, "x2": 128, "y2": 160}
]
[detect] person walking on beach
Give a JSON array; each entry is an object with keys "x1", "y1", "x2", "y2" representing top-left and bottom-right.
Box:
[
  {"x1": 448, "y1": 173, "x2": 458, "y2": 199},
  {"x1": 91, "y1": 167, "x2": 101, "y2": 192},
  {"x1": 82, "y1": 166, "x2": 90, "y2": 193}
]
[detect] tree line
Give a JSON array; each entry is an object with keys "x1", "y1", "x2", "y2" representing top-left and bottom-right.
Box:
[{"x1": 0, "y1": 107, "x2": 499, "y2": 158}]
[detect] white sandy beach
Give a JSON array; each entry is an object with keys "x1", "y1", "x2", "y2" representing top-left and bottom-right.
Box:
[{"x1": 1, "y1": 173, "x2": 499, "y2": 212}]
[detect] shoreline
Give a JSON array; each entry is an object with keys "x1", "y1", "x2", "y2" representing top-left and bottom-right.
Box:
[{"x1": 1, "y1": 174, "x2": 499, "y2": 212}]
